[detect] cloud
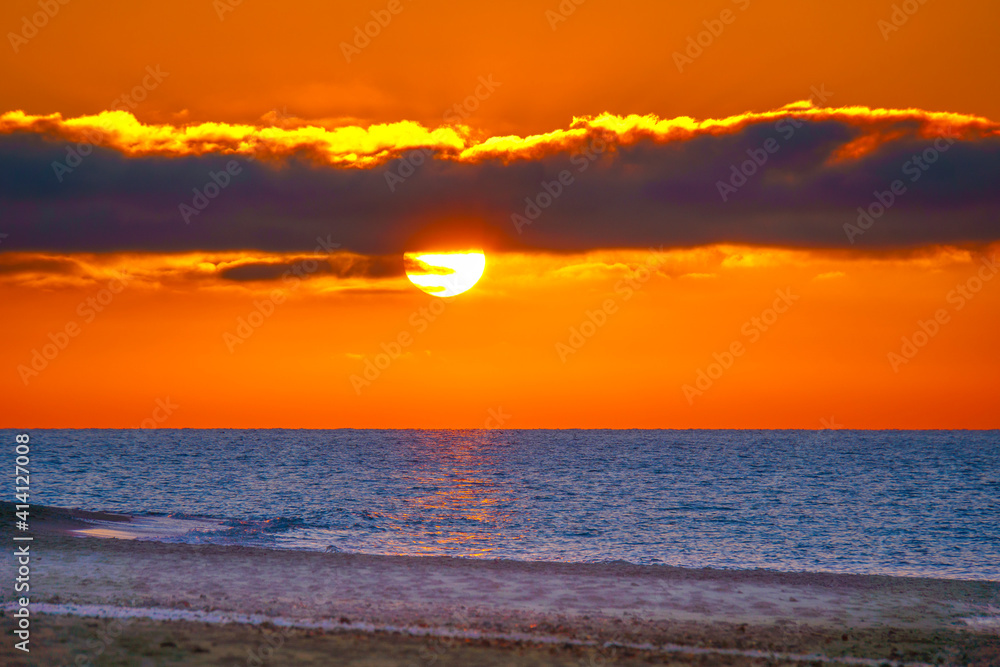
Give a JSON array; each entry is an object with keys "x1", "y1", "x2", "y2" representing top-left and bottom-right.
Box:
[
  {"x1": 0, "y1": 254, "x2": 79, "y2": 276},
  {"x1": 0, "y1": 109, "x2": 468, "y2": 167},
  {"x1": 1, "y1": 102, "x2": 998, "y2": 255},
  {"x1": 2, "y1": 101, "x2": 996, "y2": 166},
  {"x1": 0, "y1": 245, "x2": 994, "y2": 290},
  {"x1": 219, "y1": 254, "x2": 403, "y2": 282},
  {"x1": 0, "y1": 250, "x2": 413, "y2": 290}
]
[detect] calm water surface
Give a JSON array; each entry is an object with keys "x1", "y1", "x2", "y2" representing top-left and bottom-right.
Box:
[{"x1": 16, "y1": 429, "x2": 1000, "y2": 580}]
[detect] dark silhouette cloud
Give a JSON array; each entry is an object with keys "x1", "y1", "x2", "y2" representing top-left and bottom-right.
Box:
[
  {"x1": 1, "y1": 118, "x2": 998, "y2": 256},
  {"x1": 219, "y1": 254, "x2": 403, "y2": 282},
  {"x1": 0, "y1": 254, "x2": 80, "y2": 275}
]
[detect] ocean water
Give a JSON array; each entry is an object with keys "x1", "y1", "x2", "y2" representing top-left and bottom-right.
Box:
[{"x1": 16, "y1": 429, "x2": 1000, "y2": 580}]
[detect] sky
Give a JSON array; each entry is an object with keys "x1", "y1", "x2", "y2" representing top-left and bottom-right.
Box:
[{"x1": 2, "y1": 0, "x2": 999, "y2": 428}]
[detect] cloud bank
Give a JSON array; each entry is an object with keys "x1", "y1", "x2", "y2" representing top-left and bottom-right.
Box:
[{"x1": 1, "y1": 102, "x2": 998, "y2": 255}]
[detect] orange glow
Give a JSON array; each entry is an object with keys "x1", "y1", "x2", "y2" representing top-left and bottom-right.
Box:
[
  {"x1": 3, "y1": 0, "x2": 1000, "y2": 133},
  {"x1": 2, "y1": 0, "x2": 999, "y2": 430},
  {"x1": 2, "y1": 244, "x2": 998, "y2": 429},
  {"x1": 394, "y1": 437, "x2": 513, "y2": 557},
  {"x1": 2, "y1": 101, "x2": 995, "y2": 168}
]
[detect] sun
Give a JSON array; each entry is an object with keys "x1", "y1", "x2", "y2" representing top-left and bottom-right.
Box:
[{"x1": 404, "y1": 250, "x2": 486, "y2": 297}]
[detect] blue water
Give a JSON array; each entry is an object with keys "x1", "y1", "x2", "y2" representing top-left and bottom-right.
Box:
[{"x1": 15, "y1": 429, "x2": 1000, "y2": 580}]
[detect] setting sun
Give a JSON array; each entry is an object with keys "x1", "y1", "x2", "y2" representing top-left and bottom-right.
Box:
[
  {"x1": 403, "y1": 250, "x2": 486, "y2": 297},
  {"x1": 3, "y1": 1, "x2": 1000, "y2": 664}
]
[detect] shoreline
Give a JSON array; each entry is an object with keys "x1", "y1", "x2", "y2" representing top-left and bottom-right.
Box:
[
  {"x1": 2, "y1": 535, "x2": 998, "y2": 665},
  {"x1": 4, "y1": 501, "x2": 997, "y2": 584},
  {"x1": 2, "y1": 503, "x2": 998, "y2": 664}
]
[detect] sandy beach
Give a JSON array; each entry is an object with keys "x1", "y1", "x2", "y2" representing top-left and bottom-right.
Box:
[{"x1": 1, "y1": 505, "x2": 999, "y2": 666}]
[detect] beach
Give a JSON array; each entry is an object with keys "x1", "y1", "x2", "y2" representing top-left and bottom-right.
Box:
[{"x1": 2, "y1": 506, "x2": 999, "y2": 666}]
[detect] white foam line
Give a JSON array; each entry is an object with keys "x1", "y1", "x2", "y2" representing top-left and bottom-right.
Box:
[
  {"x1": 2, "y1": 603, "x2": 944, "y2": 667},
  {"x1": 962, "y1": 615, "x2": 1000, "y2": 629}
]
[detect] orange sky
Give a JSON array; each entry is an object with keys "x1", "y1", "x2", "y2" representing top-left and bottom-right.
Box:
[
  {"x1": 2, "y1": 0, "x2": 999, "y2": 428},
  {"x1": 3, "y1": 0, "x2": 1000, "y2": 131},
  {"x1": 3, "y1": 245, "x2": 999, "y2": 428}
]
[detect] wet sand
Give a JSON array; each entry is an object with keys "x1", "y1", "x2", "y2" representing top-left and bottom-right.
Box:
[{"x1": 1, "y1": 505, "x2": 998, "y2": 665}]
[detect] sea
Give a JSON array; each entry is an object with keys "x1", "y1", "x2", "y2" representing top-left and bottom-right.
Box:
[{"x1": 17, "y1": 428, "x2": 1000, "y2": 581}]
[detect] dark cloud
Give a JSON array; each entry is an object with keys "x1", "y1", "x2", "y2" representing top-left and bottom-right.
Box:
[
  {"x1": 220, "y1": 261, "x2": 329, "y2": 282},
  {"x1": 219, "y1": 254, "x2": 404, "y2": 282},
  {"x1": 0, "y1": 253, "x2": 80, "y2": 275},
  {"x1": 0, "y1": 119, "x2": 998, "y2": 255}
]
